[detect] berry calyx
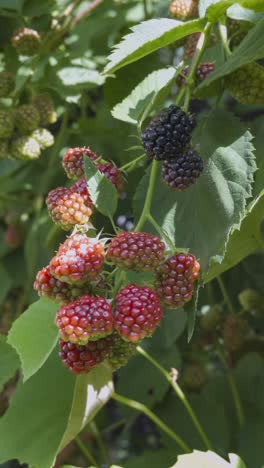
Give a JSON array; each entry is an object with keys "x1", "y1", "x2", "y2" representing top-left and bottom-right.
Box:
[
  {"x1": 15, "y1": 105, "x2": 40, "y2": 134},
  {"x1": 11, "y1": 27, "x2": 41, "y2": 56},
  {"x1": 49, "y1": 233, "x2": 105, "y2": 284},
  {"x1": 63, "y1": 146, "x2": 99, "y2": 179},
  {"x1": 59, "y1": 336, "x2": 113, "y2": 374},
  {"x1": 0, "y1": 72, "x2": 15, "y2": 98},
  {"x1": 32, "y1": 94, "x2": 57, "y2": 125},
  {"x1": 162, "y1": 148, "x2": 203, "y2": 191},
  {"x1": 56, "y1": 295, "x2": 114, "y2": 344},
  {"x1": 34, "y1": 265, "x2": 91, "y2": 304},
  {"x1": 46, "y1": 187, "x2": 92, "y2": 231},
  {"x1": 107, "y1": 232, "x2": 165, "y2": 271},
  {"x1": 155, "y1": 253, "x2": 200, "y2": 308},
  {"x1": 141, "y1": 105, "x2": 196, "y2": 161},
  {"x1": 114, "y1": 284, "x2": 163, "y2": 342},
  {"x1": 169, "y1": 0, "x2": 198, "y2": 21},
  {"x1": 225, "y1": 62, "x2": 264, "y2": 105},
  {"x1": 108, "y1": 332, "x2": 137, "y2": 370}
]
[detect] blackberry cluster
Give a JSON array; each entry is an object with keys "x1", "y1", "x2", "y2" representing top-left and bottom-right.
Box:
[
  {"x1": 177, "y1": 63, "x2": 215, "y2": 87},
  {"x1": 141, "y1": 105, "x2": 196, "y2": 161},
  {"x1": 162, "y1": 149, "x2": 203, "y2": 191}
]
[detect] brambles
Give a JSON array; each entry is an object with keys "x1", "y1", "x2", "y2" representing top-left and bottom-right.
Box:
[
  {"x1": 155, "y1": 253, "x2": 200, "y2": 308},
  {"x1": 141, "y1": 105, "x2": 196, "y2": 161},
  {"x1": 11, "y1": 27, "x2": 41, "y2": 55},
  {"x1": 169, "y1": 0, "x2": 198, "y2": 21},
  {"x1": 226, "y1": 62, "x2": 264, "y2": 105},
  {"x1": 107, "y1": 232, "x2": 165, "y2": 271},
  {"x1": 162, "y1": 148, "x2": 203, "y2": 191},
  {"x1": 56, "y1": 295, "x2": 114, "y2": 344},
  {"x1": 46, "y1": 187, "x2": 92, "y2": 230},
  {"x1": 49, "y1": 234, "x2": 105, "y2": 284},
  {"x1": 0, "y1": 72, "x2": 15, "y2": 98},
  {"x1": 59, "y1": 336, "x2": 113, "y2": 374},
  {"x1": 114, "y1": 284, "x2": 163, "y2": 342}
]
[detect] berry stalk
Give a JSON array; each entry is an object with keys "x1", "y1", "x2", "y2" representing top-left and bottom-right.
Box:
[
  {"x1": 134, "y1": 159, "x2": 159, "y2": 231},
  {"x1": 136, "y1": 346, "x2": 213, "y2": 450}
]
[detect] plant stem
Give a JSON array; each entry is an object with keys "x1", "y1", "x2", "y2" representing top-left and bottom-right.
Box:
[
  {"x1": 120, "y1": 153, "x2": 146, "y2": 172},
  {"x1": 134, "y1": 159, "x2": 159, "y2": 231},
  {"x1": 216, "y1": 276, "x2": 234, "y2": 314},
  {"x1": 108, "y1": 215, "x2": 118, "y2": 234},
  {"x1": 218, "y1": 22, "x2": 232, "y2": 57},
  {"x1": 112, "y1": 270, "x2": 126, "y2": 296},
  {"x1": 175, "y1": 86, "x2": 185, "y2": 106},
  {"x1": 89, "y1": 421, "x2": 110, "y2": 465},
  {"x1": 143, "y1": 0, "x2": 148, "y2": 19},
  {"x1": 218, "y1": 349, "x2": 245, "y2": 427},
  {"x1": 71, "y1": 0, "x2": 104, "y2": 26},
  {"x1": 112, "y1": 392, "x2": 191, "y2": 453},
  {"x1": 75, "y1": 435, "x2": 98, "y2": 467},
  {"x1": 136, "y1": 346, "x2": 213, "y2": 450}
]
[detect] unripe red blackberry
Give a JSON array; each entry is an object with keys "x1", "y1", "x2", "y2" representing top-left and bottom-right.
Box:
[
  {"x1": 31, "y1": 128, "x2": 54, "y2": 149},
  {"x1": 96, "y1": 162, "x2": 125, "y2": 194},
  {"x1": 222, "y1": 315, "x2": 249, "y2": 352},
  {"x1": 46, "y1": 187, "x2": 92, "y2": 231},
  {"x1": 162, "y1": 148, "x2": 203, "y2": 191},
  {"x1": 4, "y1": 225, "x2": 21, "y2": 248},
  {"x1": 11, "y1": 136, "x2": 41, "y2": 160},
  {"x1": 141, "y1": 105, "x2": 196, "y2": 161},
  {"x1": 70, "y1": 177, "x2": 94, "y2": 211},
  {"x1": 32, "y1": 94, "x2": 57, "y2": 125},
  {"x1": 63, "y1": 146, "x2": 99, "y2": 179},
  {"x1": 155, "y1": 253, "x2": 200, "y2": 308},
  {"x1": 181, "y1": 364, "x2": 207, "y2": 392},
  {"x1": 114, "y1": 284, "x2": 163, "y2": 342},
  {"x1": 56, "y1": 295, "x2": 114, "y2": 344},
  {"x1": 177, "y1": 63, "x2": 215, "y2": 86},
  {"x1": 12, "y1": 27, "x2": 41, "y2": 56},
  {"x1": 0, "y1": 139, "x2": 8, "y2": 159},
  {"x1": 34, "y1": 265, "x2": 91, "y2": 304},
  {"x1": 225, "y1": 62, "x2": 264, "y2": 105},
  {"x1": 107, "y1": 232, "x2": 165, "y2": 271},
  {"x1": 15, "y1": 105, "x2": 40, "y2": 134},
  {"x1": 0, "y1": 72, "x2": 15, "y2": 97},
  {"x1": 59, "y1": 336, "x2": 113, "y2": 374},
  {"x1": 183, "y1": 33, "x2": 200, "y2": 59},
  {"x1": 49, "y1": 233, "x2": 105, "y2": 284},
  {"x1": 169, "y1": 0, "x2": 198, "y2": 21},
  {"x1": 0, "y1": 110, "x2": 14, "y2": 138},
  {"x1": 108, "y1": 332, "x2": 137, "y2": 370}
]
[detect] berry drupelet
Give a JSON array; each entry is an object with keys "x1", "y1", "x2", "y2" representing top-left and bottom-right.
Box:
[
  {"x1": 49, "y1": 234, "x2": 105, "y2": 284},
  {"x1": 46, "y1": 187, "x2": 92, "y2": 230},
  {"x1": 56, "y1": 295, "x2": 114, "y2": 344},
  {"x1": 107, "y1": 232, "x2": 165, "y2": 271},
  {"x1": 162, "y1": 148, "x2": 203, "y2": 191},
  {"x1": 59, "y1": 336, "x2": 113, "y2": 374},
  {"x1": 155, "y1": 253, "x2": 200, "y2": 308},
  {"x1": 114, "y1": 284, "x2": 163, "y2": 342},
  {"x1": 63, "y1": 146, "x2": 98, "y2": 179},
  {"x1": 141, "y1": 105, "x2": 196, "y2": 161}
]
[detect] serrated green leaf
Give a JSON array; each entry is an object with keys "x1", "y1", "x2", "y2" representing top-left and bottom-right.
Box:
[
  {"x1": 199, "y1": 18, "x2": 264, "y2": 89},
  {"x1": 205, "y1": 190, "x2": 264, "y2": 282},
  {"x1": 104, "y1": 18, "x2": 206, "y2": 75},
  {"x1": 0, "y1": 335, "x2": 19, "y2": 393},
  {"x1": 133, "y1": 110, "x2": 256, "y2": 272},
  {"x1": 84, "y1": 156, "x2": 118, "y2": 217},
  {"x1": 227, "y1": 4, "x2": 264, "y2": 22},
  {"x1": 112, "y1": 67, "x2": 177, "y2": 125},
  {"x1": 8, "y1": 298, "x2": 59, "y2": 381},
  {"x1": 59, "y1": 363, "x2": 113, "y2": 450}
]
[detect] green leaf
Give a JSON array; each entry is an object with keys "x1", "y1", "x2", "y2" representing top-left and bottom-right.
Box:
[
  {"x1": 239, "y1": 0, "x2": 264, "y2": 12},
  {"x1": 133, "y1": 110, "x2": 256, "y2": 273},
  {"x1": 0, "y1": 262, "x2": 12, "y2": 304},
  {"x1": 0, "y1": 0, "x2": 24, "y2": 11},
  {"x1": 7, "y1": 298, "x2": 59, "y2": 381},
  {"x1": 57, "y1": 67, "x2": 105, "y2": 87},
  {"x1": 227, "y1": 4, "x2": 264, "y2": 22},
  {"x1": 205, "y1": 190, "x2": 264, "y2": 282},
  {"x1": 104, "y1": 18, "x2": 206, "y2": 75},
  {"x1": 112, "y1": 67, "x2": 177, "y2": 125},
  {"x1": 171, "y1": 450, "x2": 246, "y2": 467},
  {"x1": 84, "y1": 155, "x2": 118, "y2": 217},
  {"x1": 199, "y1": 18, "x2": 264, "y2": 89},
  {"x1": 0, "y1": 335, "x2": 19, "y2": 393},
  {"x1": 0, "y1": 349, "x2": 113, "y2": 468},
  {"x1": 59, "y1": 363, "x2": 113, "y2": 450}
]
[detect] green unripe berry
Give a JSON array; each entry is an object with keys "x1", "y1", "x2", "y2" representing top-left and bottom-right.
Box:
[
  {"x1": 0, "y1": 110, "x2": 14, "y2": 138},
  {"x1": 31, "y1": 128, "x2": 54, "y2": 149},
  {"x1": 0, "y1": 72, "x2": 15, "y2": 98},
  {"x1": 15, "y1": 105, "x2": 40, "y2": 134},
  {"x1": 11, "y1": 135, "x2": 41, "y2": 160}
]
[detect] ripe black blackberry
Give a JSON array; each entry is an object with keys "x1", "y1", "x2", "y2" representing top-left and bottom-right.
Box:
[
  {"x1": 162, "y1": 148, "x2": 203, "y2": 191},
  {"x1": 141, "y1": 105, "x2": 196, "y2": 161}
]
